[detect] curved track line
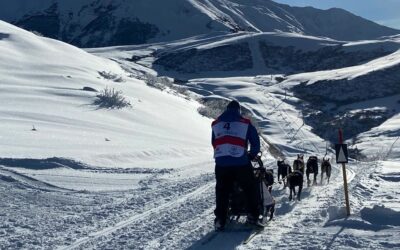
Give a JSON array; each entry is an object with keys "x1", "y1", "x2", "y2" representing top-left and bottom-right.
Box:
[
  {"x1": 59, "y1": 182, "x2": 214, "y2": 250},
  {"x1": 0, "y1": 166, "x2": 72, "y2": 192}
]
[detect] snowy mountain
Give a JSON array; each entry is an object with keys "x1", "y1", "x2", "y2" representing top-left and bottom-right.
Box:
[{"x1": 0, "y1": 0, "x2": 399, "y2": 47}]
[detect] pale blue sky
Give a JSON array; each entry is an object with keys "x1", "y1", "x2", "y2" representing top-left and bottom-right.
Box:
[{"x1": 274, "y1": 0, "x2": 400, "y2": 30}]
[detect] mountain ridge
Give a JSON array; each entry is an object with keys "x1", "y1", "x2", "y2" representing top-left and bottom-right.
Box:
[{"x1": 0, "y1": 0, "x2": 398, "y2": 47}]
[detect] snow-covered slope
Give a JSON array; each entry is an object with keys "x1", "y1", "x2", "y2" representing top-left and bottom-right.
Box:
[
  {"x1": 0, "y1": 0, "x2": 398, "y2": 47},
  {"x1": 0, "y1": 20, "x2": 212, "y2": 169}
]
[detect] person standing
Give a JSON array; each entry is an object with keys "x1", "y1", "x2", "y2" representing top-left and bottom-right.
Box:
[{"x1": 211, "y1": 100, "x2": 261, "y2": 231}]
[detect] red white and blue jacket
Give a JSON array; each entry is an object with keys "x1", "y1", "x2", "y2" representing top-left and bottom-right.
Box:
[{"x1": 211, "y1": 109, "x2": 260, "y2": 167}]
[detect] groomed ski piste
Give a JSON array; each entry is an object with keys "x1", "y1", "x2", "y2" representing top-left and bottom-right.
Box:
[{"x1": 1, "y1": 20, "x2": 400, "y2": 249}]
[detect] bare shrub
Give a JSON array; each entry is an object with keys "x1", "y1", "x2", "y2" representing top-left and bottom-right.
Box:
[
  {"x1": 99, "y1": 71, "x2": 124, "y2": 82},
  {"x1": 198, "y1": 98, "x2": 259, "y2": 128},
  {"x1": 144, "y1": 74, "x2": 189, "y2": 95},
  {"x1": 198, "y1": 98, "x2": 230, "y2": 119},
  {"x1": 94, "y1": 87, "x2": 131, "y2": 109},
  {"x1": 145, "y1": 74, "x2": 172, "y2": 90}
]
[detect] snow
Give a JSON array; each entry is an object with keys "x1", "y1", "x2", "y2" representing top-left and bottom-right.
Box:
[
  {"x1": 1, "y1": 20, "x2": 400, "y2": 250},
  {"x1": 354, "y1": 114, "x2": 400, "y2": 160},
  {"x1": 0, "y1": 20, "x2": 212, "y2": 169}
]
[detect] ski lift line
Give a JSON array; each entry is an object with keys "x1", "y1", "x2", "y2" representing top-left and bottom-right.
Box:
[
  {"x1": 242, "y1": 101, "x2": 290, "y2": 152},
  {"x1": 289, "y1": 121, "x2": 304, "y2": 142},
  {"x1": 59, "y1": 182, "x2": 214, "y2": 250},
  {"x1": 263, "y1": 90, "x2": 303, "y2": 131},
  {"x1": 384, "y1": 136, "x2": 400, "y2": 160},
  {"x1": 260, "y1": 98, "x2": 294, "y2": 140},
  {"x1": 268, "y1": 93, "x2": 320, "y2": 154},
  {"x1": 263, "y1": 91, "x2": 320, "y2": 154},
  {"x1": 297, "y1": 124, "x2": 321, "y2": 154},
  {"x1": 260, "y1": 108, "x2": 310, "y2": 153}
]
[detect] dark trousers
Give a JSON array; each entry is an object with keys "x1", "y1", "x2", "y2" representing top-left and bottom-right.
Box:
[{"x1": 214, "y1": 164, "x2": 259, "y2": 224}]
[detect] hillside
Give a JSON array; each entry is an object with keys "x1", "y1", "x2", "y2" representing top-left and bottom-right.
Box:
[
  {"x1": 0, "y1": 20, "x2": 212, "y2": 168},
  {"x1": 151, "y1": 32, "x2": 400, "y2": 77}
]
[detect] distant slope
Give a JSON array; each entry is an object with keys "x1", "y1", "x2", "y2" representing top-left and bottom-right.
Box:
[
  {"x1": 288, "y1": 6, "x2": 399, "y2": 41},
  {"x1": 0, "y1": 0, "x2": 398, "y2": 47},
  {"x1": 150, "y1": 32, "x2": 400, "y2": 77},
  {"x1": 91, "y1": 30, "x2": 400, "y2": 157},
  {"x1": 283, "y1": 49, "x2": 400, "y2": 146}
]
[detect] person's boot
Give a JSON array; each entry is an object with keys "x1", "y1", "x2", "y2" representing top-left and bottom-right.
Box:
[
  {"x1": 214, "y1": 218, "x2": 225, "y2": 231},
  {"x1": 247, "y1": 215, "x2": 264, "y2": 228}
]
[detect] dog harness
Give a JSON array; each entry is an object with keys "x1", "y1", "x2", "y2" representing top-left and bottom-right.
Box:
[{"x1": 212, "y1": 118, "x2": 250, "y2": 158}]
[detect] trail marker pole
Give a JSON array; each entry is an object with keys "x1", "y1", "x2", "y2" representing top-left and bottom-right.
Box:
[{"x1": 337, "y1": 128, "x2": 351, "y2": 216}]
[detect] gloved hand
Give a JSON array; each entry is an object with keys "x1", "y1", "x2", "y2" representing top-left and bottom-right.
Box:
[
  {"x1": 248, "y1": 153, "x2": 258, "y2": 162},
  {"x1": 247, "y1": 152, "x2": 257, "y2": 161},
  {"x1": 253, "y1": 154, "x2": 261, "y2": 162}
]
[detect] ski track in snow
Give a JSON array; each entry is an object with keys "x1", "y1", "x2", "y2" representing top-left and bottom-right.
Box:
[
  {"x1": 242, "y1": 165, "x2": 356, "y2": 249},
  {"x1": 60, "y1": 182, "x2": 214, "y2": 250},
  {"x1": 0, "y1": 160, "x2": 216, "y2": 250}
]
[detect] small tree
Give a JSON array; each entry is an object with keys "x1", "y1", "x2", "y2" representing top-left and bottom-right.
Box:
[{"x1": 94, "y1": 87, "x2": 131, "y2": 109}]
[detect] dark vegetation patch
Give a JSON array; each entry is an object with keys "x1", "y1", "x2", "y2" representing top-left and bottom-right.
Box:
[
  {"x1": 292, "y1": 64, "x2": 400, "y2": 142},
  {"x1": 71, "y1": 15, "x2": 159, "y2": 47},
  {"x1": 15, "y1": 3, "x2": 60, "y2": 39},
  {"x1": 14, "y1": 2, "x2": 159, "y2": 47},
  {"x1": 259, "y1": 42, "x2": 394, "y2": 74},
  {"x1": 112, "y1": 18, "x2": 159, "y2": 46},
  {"x1": 293, "y1": 65, "x2": 400, "y2": 104},
  {"x1": 154, "y1": 43, "x2": 252, "y2": 73}
]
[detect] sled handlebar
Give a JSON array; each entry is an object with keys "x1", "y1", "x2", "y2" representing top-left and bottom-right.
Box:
[{"x1": 250, "y1": 151, "x2": 264, "y2": 168}]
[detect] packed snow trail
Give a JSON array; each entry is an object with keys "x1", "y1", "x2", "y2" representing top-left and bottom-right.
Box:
[
  {"x1": 183, "y1": 163, "x2": 356, "y2": 250},
  {"x1": 1, "y1": 153, "x2": 360, "y2": 249},
  {"x1": 59, "y1": 181, "x2": 214, "y2": 250}
]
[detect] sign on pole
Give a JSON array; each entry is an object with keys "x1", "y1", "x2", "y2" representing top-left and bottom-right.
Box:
[
  {"x1": 335, "y1": 144, "x2": 348, "y2": 164},
  {"x1": 338, "y1": 128, "x2": 351, "y2": 216}
]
